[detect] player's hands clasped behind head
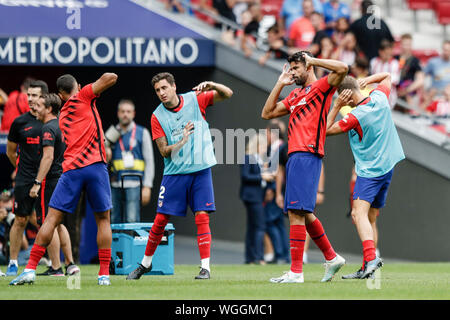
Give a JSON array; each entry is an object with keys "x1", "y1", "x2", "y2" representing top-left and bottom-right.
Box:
[
  {"x1": 193, "y1": 81, "x2": 215, "y2": 92},
  {"x1": 278, "y1": 64, "x2": 295, "y2": 86},
  {"x1": 335, "y1": 89, "x2": 353, "y2": 108},
  {"x1": 357, "y1": 78, "x2": 368, "y2": 89}
]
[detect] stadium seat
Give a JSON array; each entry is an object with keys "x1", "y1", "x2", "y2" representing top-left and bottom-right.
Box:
[
  {"x1": 434, "y1": 1, "x2": 450, "y2": 38},
  {"x1": 261, "y1": 0, "x2": 283, "y2": 17},
  {"x1": 412, "y1": 49, "x2": 439, "y2": 66}
]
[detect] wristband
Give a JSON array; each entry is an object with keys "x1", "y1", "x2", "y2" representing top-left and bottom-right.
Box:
[{"x1": 34, "y1": 179, "x2": 41, "y2": 186}]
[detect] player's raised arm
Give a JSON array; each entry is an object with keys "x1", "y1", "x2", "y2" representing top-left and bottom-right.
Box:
[
  {"x1": 261, "y1": 63, "x2": 293, "y2": 119},
  {"x1": 359, "y1": 72, "x2": 391, "y2": 91},
  {"x1": 302, "y1": 53, "x2": 348, "y2": 87},
  {"x1": 92, "y1": 73, "x2": 118, "y2": 96},
  {"x1": 192, "y1": 81, "x2": 233, "y2": 103}
]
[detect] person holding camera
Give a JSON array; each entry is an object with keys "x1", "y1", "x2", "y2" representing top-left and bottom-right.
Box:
[{"x1": 105, "y1": 99, "x2": 155, "y2": 223}]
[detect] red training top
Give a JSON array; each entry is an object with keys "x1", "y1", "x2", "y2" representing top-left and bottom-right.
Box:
[
  {"x1": 59, "y1": 84, "x2": 106, "y2": 172},
  {"x1": 1, "y1": 91, "x2": 29, "y2": 132},
  {"x1": 282, "y1": 76, "x2": 337, "y2": 157}
]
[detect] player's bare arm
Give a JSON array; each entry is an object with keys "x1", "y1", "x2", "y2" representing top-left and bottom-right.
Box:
[
  {"x1": 192, "y1": 81, "x2": 233, "y2": 103},
  {"x1": 6, "y1": 140, "x2": 18, "y2": 167},
  {"x1": 155, "y1": 121, "x2": 195, "y2": 158},
  {"x1": 326, "y1": 89, "x2": 353, "y2": 136},
  {"x1": 29, "y1": 145, "x2": 54, "y2": 198},
  {"x1": 303, "y1": 53, "x2": 348, "y2": 87},
  {"x1": 359, "y1": 72, "x2": 391, "y2": 90},
  {"x1": 92, "y1": 73, "x2": 118, "y2": 96},
  {"x1": 261, "y1": 63, "x2": 293, "y2": 119}
]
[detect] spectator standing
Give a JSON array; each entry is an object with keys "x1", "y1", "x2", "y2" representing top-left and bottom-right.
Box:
[
  {"x1": 322, "y1": 0, "x2": 350, "y2": 30},
  {"x1": 280, "y1": 0, "x2": 323, "y2": 33},
  {"x1": 241, "y1": 2, "x2": 264, "y2": 57},
  {"x1": 331, "y1": 17, "x2": 350, "y2": 44},
  {"x1": 310, "y1": 12, "x2": 328, "y2": 56},
  {"x1": 424, "y1": 41, "x2": 450, "y2": 95},
  {"x1": 1, "y1": 78, "x2": 33, "y2": 132},
  {"x1": 332, "y1": 31, "x2": 360, "y2": 67},
  {"x1": 288, "y1": 0, "x2": 317, "y2": 50},
  {"x1": 213, "y1": 0, "x2": 237, "y2": 26},
  {"x1": 259, "y1": 24, "x2": 289, "y2": 65},
  {"x1": 396, "y1": 34, "x2": 425, "y2": 107},
  {"x1": 370, "y1": 40, "x2": 400, "y2": 108},
  {"x1": 263, "y1": 121, "x2": 290, "y2": 264},
  {"x1": 350, "y1": 0, "x2": 394, "y2": 61},
  {"x1": 240, "y1": 133, "x2": 269, "y2": 265},
  {"x1": 106, "y1": 99, "x2": 155, "y2": 224}
]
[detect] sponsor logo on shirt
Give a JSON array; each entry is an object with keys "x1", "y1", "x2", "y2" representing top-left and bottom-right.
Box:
[
  {"x1": 290, "y1": 98, "x2": 307, "y2": 112},
  {"x1": 43, "y1": 132, "x2": 53, "y2": 141},
  {"x1": 26, "y1": 137, "x2": 40, "y2": 144}
]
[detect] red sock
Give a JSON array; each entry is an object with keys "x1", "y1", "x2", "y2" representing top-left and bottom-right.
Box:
[
  {"x1": 26, "y1": 244, "x2": 46, "y2": 270},
  {"x1": 144, "y1": 213, "x2": 170, "y2": 256},
  {"x1": 195, "y1": 214, "x2": 211, "y2": 260},
  {"x1": 362, "y1": 240, "x2": 376, "y2": 263},
  {"x1": 290, "y1": 225, "x2": 306, "y2": 274},
  {"x1": 306, "y1": 218, "x2": 337, "y2": 261},
  {"x1": 98, "y1": 248, "x2": 111, "y2": 276}
]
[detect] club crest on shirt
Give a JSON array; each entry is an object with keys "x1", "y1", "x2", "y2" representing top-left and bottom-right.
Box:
[{"x1": 305, "y1": 86, "x2": 311, "y2": 94}]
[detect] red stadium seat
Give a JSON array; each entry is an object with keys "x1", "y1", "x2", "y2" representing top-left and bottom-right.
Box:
[
  {"x1": 261, "y1": 0, "x2": 283, "y2": 17},
  {"x1": 435, "y1": 1, "x2": 450, "y2": 25},
  {"x1": 412, "y1": 49, "x2": 439, "y2": 66},
  {"x1": 407, "y1": 0, "x2": 433, "y2": 10}
]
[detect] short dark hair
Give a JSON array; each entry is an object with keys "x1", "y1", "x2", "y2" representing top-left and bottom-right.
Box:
[
  {"x1": 337, "y1": 76, "x2": 359, "y2": 94},
  {"x1": 56, "y1": 74, "x2": 77, "y2": 94},
  {"x1": 42, "y1": 93, "x2": 61, "y2": 116},
  {"x1": 21, "y1": 77, "x2": 35, "y2": 90},
  {"x1": 118, "y1": 99, "x2": 135, "y2": 110},
  {"x1": 354, "y1": 56, "x2": 369, "y2": 71},
  {"x1": 361, "y1": 0, "x2": 373, "y2": 15},
  {"x1": 379, "y1": 39, "x2": 393, "y2": 51},
  {"x1": 267, "y1": 23, "x2": 279, "y2": 34},
  {"x1": 287, "y1": 51, "x2": 313, "y2": 66},
  {"x1": 151, "y1": 72, "x2": 175, "y2": 88},
  {"x1": 29, "y1": 80, "x2": 49, "y2": 95}
]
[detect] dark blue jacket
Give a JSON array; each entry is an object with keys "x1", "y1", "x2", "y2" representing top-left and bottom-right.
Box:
[{"x1": 240, "y1": 154, "x2": 264, "y2": 203}]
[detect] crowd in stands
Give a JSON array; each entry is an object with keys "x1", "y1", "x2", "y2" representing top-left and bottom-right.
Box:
[{"x1": 159, "y1": 0, "x2": 450, "y2": 121}]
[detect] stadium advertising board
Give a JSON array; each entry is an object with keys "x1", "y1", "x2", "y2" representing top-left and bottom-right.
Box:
[
  {"x1": 0, "y1": 36, "x2": 214, "y2": 66},
  {"x1": 0, "y1": 0, "x2": 214, "y2": 66}
]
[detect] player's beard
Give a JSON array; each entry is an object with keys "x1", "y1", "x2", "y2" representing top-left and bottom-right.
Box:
[{"x1": 294, "y1": 73, "x2": 308, "y2": 86}]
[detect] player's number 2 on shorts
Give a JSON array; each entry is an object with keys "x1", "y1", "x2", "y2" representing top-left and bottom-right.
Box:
[{"x1": 159, "y1": 186, "x2": 166, "y2": 200}]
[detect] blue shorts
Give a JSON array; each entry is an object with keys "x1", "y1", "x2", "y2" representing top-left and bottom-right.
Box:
[
  {"x1": 353, "y1": 169, "x2": 394, "y2": 209},
  {"x1": 284, "y1": 152, "x2": 322, "y2": 213},
  {"x1": 157, "y1": 167, "x2": 215, "y2": 217},
  {"x1": 49, "y1": 162, "x2": 112, "y2": 214}
]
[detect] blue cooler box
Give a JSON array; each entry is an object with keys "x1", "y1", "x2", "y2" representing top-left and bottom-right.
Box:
[{"x1": 111, "y1": 223, "x2": 175, "y2": 275}]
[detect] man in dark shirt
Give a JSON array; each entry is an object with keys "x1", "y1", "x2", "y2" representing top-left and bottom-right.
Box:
[
  {"x1": 395, "y1": 34, "x2": 424, "y2": 105},
  {"x1": 5, "y1": 80, "x2": 48, "y2": 276},
  {"x1": 349, "y1": 0, "x2": 394, "y2": 61},
  {"x1": 30, "y1": 93, "x2": 80, "y2": 277}
]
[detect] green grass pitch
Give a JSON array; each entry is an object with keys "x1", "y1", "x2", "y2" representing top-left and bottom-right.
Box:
[{"x1": 1, "y1": 263, "x2": 449, "y2": 300}]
